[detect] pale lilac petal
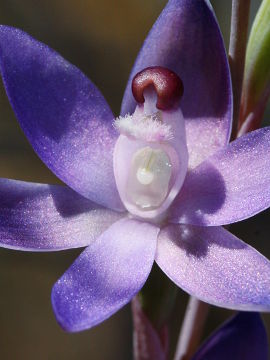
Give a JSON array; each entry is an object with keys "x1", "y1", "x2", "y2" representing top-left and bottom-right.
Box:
[
  {"x1": 51, "y1": 218, "x2": 159, "y2": 332},
  {"x1": 170, "y1": 127, "x2": 270, "y2": 226},
  {"x1": 0, "y1": 26, "x2": 123, "y2": 210},
  {"x1": 156, "y1": 224, "x2": 270, "y2": 311},
  {"x1": 121, "y1": 0, "x2": 232, "y2": 168},
  {"x1": 0, "y1": 178, "x2": 123, "y2": 251},
  {"x1": 192, "y1": 312, "x2": 268, "y2": 360}
]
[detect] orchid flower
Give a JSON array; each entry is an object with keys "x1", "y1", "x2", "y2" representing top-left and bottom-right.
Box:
[
  {"x1": 192, "y1": 312, "x2": 268, "y2": 360},
  {"x1": 0, "y1": 0, "x2": 270, "y2": 334}
]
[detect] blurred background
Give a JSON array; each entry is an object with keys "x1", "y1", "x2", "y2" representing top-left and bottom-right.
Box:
[{"x1": 0, "y1": 0, "x2": 269, "y2": 359}]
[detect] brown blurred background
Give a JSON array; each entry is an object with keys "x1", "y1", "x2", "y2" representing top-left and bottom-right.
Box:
[{"x1": 0, "y1": 1, "x2": 269, "y2": 359}]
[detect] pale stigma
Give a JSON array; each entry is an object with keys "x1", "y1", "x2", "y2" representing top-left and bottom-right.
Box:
[{"x1": 126, "y1": 147, "x2": 172, "y2": 209}]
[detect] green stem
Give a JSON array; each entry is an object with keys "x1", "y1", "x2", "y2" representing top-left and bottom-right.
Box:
[
  {"x1": 229, "y1": 0, "x2": 251, "y2": 140},
  {"x1": 173, "y1": 297, "x2": 209, "y2": 360}
]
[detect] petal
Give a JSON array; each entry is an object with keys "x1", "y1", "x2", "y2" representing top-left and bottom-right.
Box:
[
  {"x1": 170, "y1": 127, "x2": 270, "y2": 226},
  {"x1": 0, "y1": 178, "x2": 123, "y2": 251},
  {"x1": 121, "y1": 0, "x2": 232, "y2": 168},
  {"x1": 192, "y1": 312, "x2": 268, "y2": 360},
  {"x1": 0, "y1": 26, "x2": 123, "y2": 211},
  {"x1": 156, "y1": 224, "x2": 270, "y2": 311},
  {"x1": 51, "y1": 218, "x2": 159, "y2": 332}
]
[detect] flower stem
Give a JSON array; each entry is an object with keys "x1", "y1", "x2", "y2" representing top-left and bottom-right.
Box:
[
  {"x1": 132, "y1": 264, "x2": 178, "y2": 360},
  {"x1": 229, "y1": 0, "x2": 251, "y2": 140},
  {"x1": 173, "y1": 297, "x2": 209, "y2": 360}
]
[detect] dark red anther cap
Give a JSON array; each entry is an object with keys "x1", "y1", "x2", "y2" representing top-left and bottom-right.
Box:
[{"x1": 132, "y1": 66, "x2": 184, "y2": 111}]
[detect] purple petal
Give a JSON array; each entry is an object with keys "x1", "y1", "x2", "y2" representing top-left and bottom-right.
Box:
[
  {"x1": 0, "y1": 26, "x2": 123, "y2": 211},
  {"x1": 156, "y1": 224, "x2": 270, "y2": 311},
  {"x1": 192, "y1": 312, "x2": 268, "y2": 360},
  {"x1": 0, "y1": 178, "x2": 123, "y2": 251},
  {"x1": 51, "y1": 218, "x2": 159, "y2": 332},
  {"x1": 121, "y1": 0, "x2": 232, "y2": 168},
  {"x1": 170, "y1": 127, "x2": 270, "y2": 226}
]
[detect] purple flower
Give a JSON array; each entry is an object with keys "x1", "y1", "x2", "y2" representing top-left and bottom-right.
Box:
[
  {"x1": 0, "y1": 0, "x2": 269, "y2": 332},
  {"x1": 192, "y1": 312, "x2": 268, "y2": 360}
]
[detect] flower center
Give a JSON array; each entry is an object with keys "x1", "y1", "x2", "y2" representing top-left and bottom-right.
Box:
[{"x1": 113, "y1": 66, "x2": 188, "y2": 220}]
